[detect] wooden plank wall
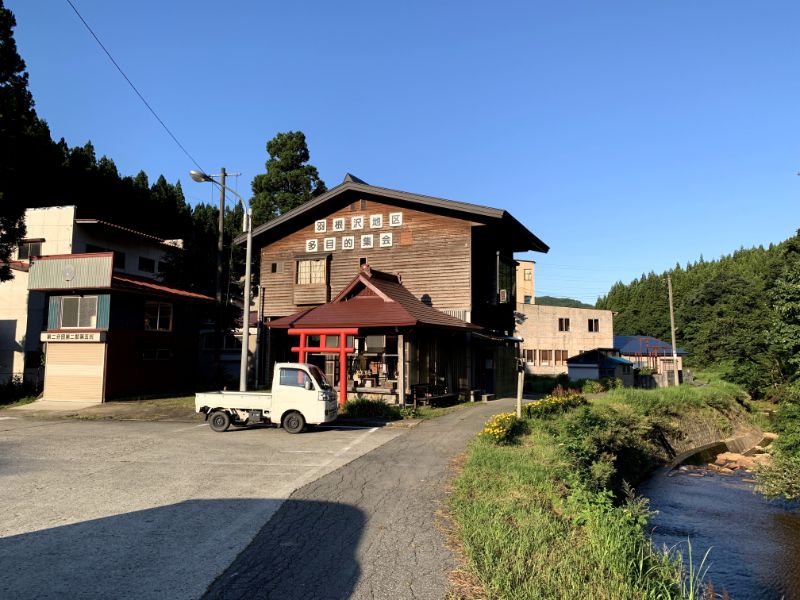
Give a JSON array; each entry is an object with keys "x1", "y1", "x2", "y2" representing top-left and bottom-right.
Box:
[{"x1": 260, "y1": 199, "x2": 474, "y2": 318}]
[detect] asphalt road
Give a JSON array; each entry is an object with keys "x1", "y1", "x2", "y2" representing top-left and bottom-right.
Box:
[
  {"x1": 0, "y1": 417, "x2": 402, "y2": 600},
  {"x1": 204, "y1": 397, "x2": 517, "y2": 600}
]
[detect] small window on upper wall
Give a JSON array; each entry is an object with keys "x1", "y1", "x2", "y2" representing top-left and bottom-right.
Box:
[
  {"x1": 588, "y1": 318, "x2": 599, "y2": 332},
  {"x1": 18, "y1": 241, "x2": 42, "y2": 260},
  {"x1": 523, "y1": 295, "x2": 532, "y2": 304},
  {"x1": 558, "y1": 318, "x2": 570, "y2": 332},
  {"x1": 523, "y1": 269, "x2": 532, "y2": 281},
  {"x1": 144, "y1": 301, "x2": 172, "y2": 331},
  {"x1": 296, "y1": 259, "x2": 326, "y2": 285},
  {"x1": 271, "y1": 262, "x2": 279, "y2": 273},
  {"x1": 139, "y1": 257, "x2": 155, "y2": 273}
]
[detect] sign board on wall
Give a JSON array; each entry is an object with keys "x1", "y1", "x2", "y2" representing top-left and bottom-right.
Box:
[
  {"x1": 306, "y1": 211, "x2": 401, "y2": 252},
  {"x1": 41, "y1": 331, "x2": 106, "y2": 342}
]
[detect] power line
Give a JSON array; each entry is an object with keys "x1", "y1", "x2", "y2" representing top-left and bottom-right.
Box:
[{"x1": 65, "y1": 0, "x2": 205, "y2": 173}]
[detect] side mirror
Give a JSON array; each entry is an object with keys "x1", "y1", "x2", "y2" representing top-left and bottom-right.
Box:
[{"x1": 304, "y1": 380, "x2": 313, "y2": 391}]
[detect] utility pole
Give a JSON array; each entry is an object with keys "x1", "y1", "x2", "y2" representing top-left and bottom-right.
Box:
[
  {"x1": 667, "y1": 274, "x2": 680, "y2": 387},
  {"x1": 516, "y1": 357, "x2": 524, "y2": 418},
  {"x1": 214, "y1": 167, "x2": 226, "y2": 387},
  {"x1": 216, "y1": 167, "x2": 226, "y2": 303}
]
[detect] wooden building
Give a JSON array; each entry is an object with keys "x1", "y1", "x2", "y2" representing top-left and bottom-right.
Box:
[{"x1": 242, "y1": 174, "x2": 548, "y2": 401}]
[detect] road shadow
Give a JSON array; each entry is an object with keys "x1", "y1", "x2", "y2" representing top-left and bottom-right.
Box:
[
  {"x1": 203, "y1": 496, "x2": 365, "y2": 599},
  {"x1": 0, "y1": 499, "x2": 364, "y2": 600}
]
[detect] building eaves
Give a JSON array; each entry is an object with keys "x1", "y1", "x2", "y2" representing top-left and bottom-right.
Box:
[
  {"x1": 75, "y1": 219, "x2": 182, "y2": 249},
  {"x1": 236, "y1": 179, "x2": 549, "y2": 253}
]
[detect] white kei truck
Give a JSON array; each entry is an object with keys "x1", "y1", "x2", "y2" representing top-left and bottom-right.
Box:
[{"x1": 195, "y1": 363, "x2": 338, "y2": 434}]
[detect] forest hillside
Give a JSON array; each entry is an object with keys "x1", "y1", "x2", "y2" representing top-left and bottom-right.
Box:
[{"x1": 596, "y1": 231, "x2": 800, "y2": 396}]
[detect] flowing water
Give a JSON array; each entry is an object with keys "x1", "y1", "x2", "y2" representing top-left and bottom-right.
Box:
[{"x1": 639, "y1": 468, "x2": 800, "y2": 600}]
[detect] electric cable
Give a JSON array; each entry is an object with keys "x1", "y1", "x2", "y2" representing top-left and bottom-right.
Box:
[{"x1": 64, "y1": 0, "x2": 206, "y2": 173}]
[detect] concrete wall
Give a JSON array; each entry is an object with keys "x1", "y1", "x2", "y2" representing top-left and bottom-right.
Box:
[
  {"x1": 515, "y1": 260, "x2": 535, "y2": 305},
  {"x1": 0, "y1": 207, "x2": 76, "y2": 384},
  {"x1": 72, "y1": 227, "x2": 171, "y2": 278},
  {"x1": 515, "y1": 304, "x2": 614, "y2": 376}
]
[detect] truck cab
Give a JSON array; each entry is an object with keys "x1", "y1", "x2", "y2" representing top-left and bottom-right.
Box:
[{"x1": 195, "y1": 362, "x2": 338, "y2": 433}]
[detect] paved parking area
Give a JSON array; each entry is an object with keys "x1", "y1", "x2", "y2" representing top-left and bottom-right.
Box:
[{"x1": 0, "y1": 417, "x2": 402, "y2": 600}]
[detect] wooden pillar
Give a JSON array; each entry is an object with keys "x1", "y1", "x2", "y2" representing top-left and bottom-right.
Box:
[{"x1": 397, "y1": 333, "x2": 405, "y2": 406}]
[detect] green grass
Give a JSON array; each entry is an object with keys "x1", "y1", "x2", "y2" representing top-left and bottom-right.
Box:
[
  {"x1": 449, "y1": 381, "x2": 754, "y2": 599},
  {"x1": 451, "y1": 424, "x2": 686, "y2": 599},
  {"x1": 412, "y1": 401, "x2": 483, "y2": 420},
  {"x1": 0, "y1": 396, "x2": 37, "y2": 409}
]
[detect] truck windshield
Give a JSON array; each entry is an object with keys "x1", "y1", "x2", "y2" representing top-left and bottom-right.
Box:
[{"x1": 308, "y1": 365, "x2": 331, "y2": 389}]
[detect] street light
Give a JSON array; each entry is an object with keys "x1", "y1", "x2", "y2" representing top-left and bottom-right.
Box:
[{"x1": 189, "y1": 170, "x2": 253, "y2": 392}]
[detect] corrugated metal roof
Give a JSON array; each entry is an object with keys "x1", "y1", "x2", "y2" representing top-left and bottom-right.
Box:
[
  {"x1": 270, "y1": 266, "x2": 480, "y2": 331},
  {"x1": 614, "y1": 335, "x2": 688, "y2": 356},
  {"x1": 112, "y1": 274, "x2": 216, "y2": 302}
]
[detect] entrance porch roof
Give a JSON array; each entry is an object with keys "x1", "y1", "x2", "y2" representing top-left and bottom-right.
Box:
[{"x1": 269, "y1": 265, "x2": 480, "y2": 332}]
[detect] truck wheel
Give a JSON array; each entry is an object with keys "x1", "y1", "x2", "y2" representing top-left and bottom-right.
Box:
[
  {"x1": 209, "y1": 410, "x2": 231, "y2": 432},
  {"x1": 282, "y1": 411, "x2": 305, "y2": 434}
]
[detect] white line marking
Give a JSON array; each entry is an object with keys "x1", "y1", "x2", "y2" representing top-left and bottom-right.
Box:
[
  {"x1": 315, "y1": 424, "x2": 377, "y2": 430},
  {"x1": 280, "y1": 450, "x2": 335, "y2": 454},
  {"x1": 169, "y1": 423, "x2": 208, "y2": 433},
  {"x1": 0, "y1": 417, "x2": 18, "y2": 420}
]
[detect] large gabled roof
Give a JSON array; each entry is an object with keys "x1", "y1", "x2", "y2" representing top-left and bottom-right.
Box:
[
  {"x1": 269, "y1": 265, "x2": 480, "y2": 331},
  {"x1": 238, "y1": 175, "x2": 549, "y2": 253}
]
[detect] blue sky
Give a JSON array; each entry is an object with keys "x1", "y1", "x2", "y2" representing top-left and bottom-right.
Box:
[{"x1": 8, "y1": 0, "x2": 799, "y2": 304}]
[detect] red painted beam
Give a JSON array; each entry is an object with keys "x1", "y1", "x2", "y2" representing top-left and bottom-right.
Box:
[{"x1": 288, "y1": 328, "x2": 358, "y2": 335}]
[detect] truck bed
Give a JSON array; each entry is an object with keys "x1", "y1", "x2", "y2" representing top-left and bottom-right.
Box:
[{"x1": 195, "y1": 390, "x2": 274, "y2": 413}]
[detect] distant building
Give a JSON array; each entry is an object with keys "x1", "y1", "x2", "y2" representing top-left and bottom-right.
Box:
[
  {"x1": 614, "y1": 335, "x2": 687, "y2": 377},
  {"x1": 516, "y1": 259, "x2": 535, "y2": 305},
  {"x1": 515, "y1": 303, "x2": 614, "y2": 376},
  {"x1": 567, "y1": 348, "x2": 634, "y2": 386}
]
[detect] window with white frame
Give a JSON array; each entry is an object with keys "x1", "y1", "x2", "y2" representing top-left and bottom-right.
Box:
[
  {"x1": 296, "y1": 259, "x2": 326, "y2": 285},
  {"x1": 61, "y1": 296, "x2": 98, "y2": 328},
  {"x1": 144, "y1": 301, "x2": 172, "y2": 331}
]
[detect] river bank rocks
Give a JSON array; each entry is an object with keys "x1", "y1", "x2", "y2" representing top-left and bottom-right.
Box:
[
  {"x1": 708, "y1": 452, "x2": 768, "y2": 473},
  {"x1": 707, "y1": 436, "x2": 777, "y2": 473}
]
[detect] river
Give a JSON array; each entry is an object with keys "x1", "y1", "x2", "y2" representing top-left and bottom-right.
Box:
[{"x1": 639, "y1": 468, "x2": 800, "y2": 599}]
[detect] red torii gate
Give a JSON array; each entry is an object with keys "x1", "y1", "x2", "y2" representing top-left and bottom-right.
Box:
[{"x1": 289, "y1": 328, "x2": 358, "y2": 406}]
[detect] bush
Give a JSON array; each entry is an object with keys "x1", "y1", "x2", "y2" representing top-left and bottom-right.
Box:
[
  {"x1": 478, "y1": 411, "x2": 524, "y2": 444},
  {"x1": 758, "y1": 383, "x2": 800, "y2": 499},
  {"x1": 341, "y1": 397, "x2": 401, "y2": 420},
  {"x1": 580, "y1": 379, "x2": 605, "y2": 394},
  {"x1": 523, "y1": 391, "x2": 587, "y2": 419},
  {"x1": 523, "y1": 374, "x2": 560, "y2": 394},
  {"x1": 600, "y1": 376, "x2": 623, "y2": 390},
  {"x1": 0, "y1": 376, "x2": 39, "y2": 405}
]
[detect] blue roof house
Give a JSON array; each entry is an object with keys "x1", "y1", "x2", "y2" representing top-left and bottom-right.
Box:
[
  {"x1": 614, "y1": 335, "x2": 687, "y2": 375},
  {"x1": 567, "y1": 348, "x2": 634, "y2": 386}
]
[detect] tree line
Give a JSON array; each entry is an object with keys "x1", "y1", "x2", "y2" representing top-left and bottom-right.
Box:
[
  {"x1": 596, "y1": 233, "x2": 800, "y2": 397},
  {"x1": 0, "y1": 1, "x2": 325, "y2": 304}
]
